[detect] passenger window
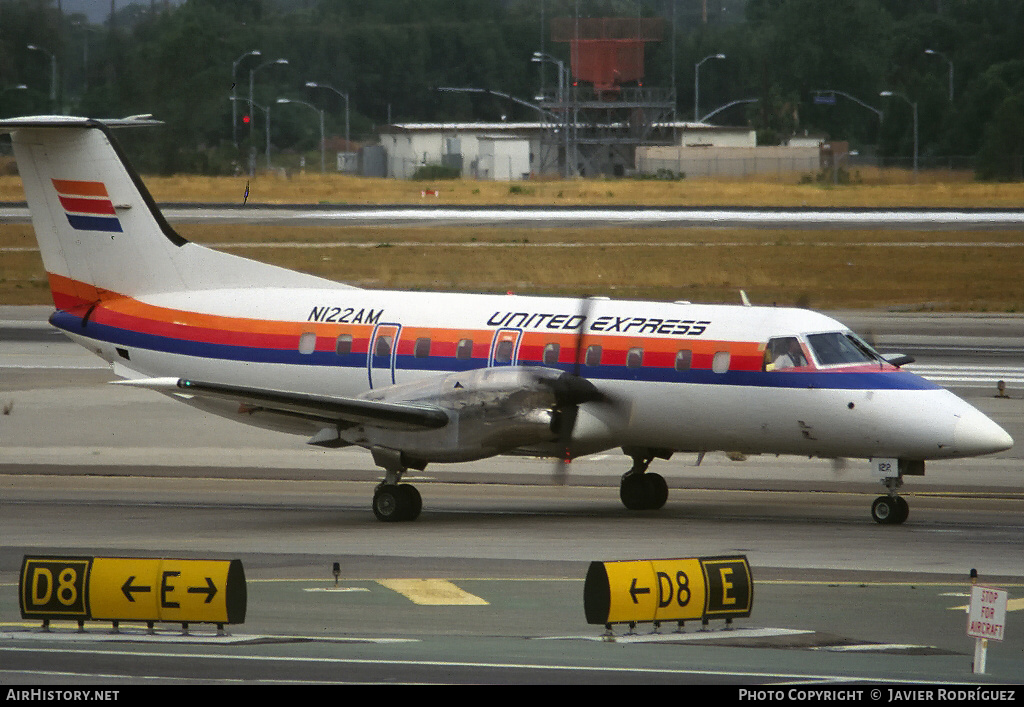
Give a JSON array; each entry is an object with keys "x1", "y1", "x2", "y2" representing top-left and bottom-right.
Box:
[
  {"x1": 374, "y1": 336, "x2": 392, "y2": 358},
  {"x1": 585, "y1": 345, "x2": 603, "y2": 367},
  {"x1": 766, "y1": 336, "x2": 807, "y2": 370},
  {"x1": 494, "y1": 339, "x2": 514, "y2": 363},
  {"x1": 414, "y1": 337, "x2": 431, "y2": 358},
  {"x1": 674, "y1": 349, "x2": 692, "y2": 371},
  {"x1": 543, "y1": 342, "x2": 560, "y2": 366},
  {"x1": 626, "y1": 347, "x2": 644, "y2": 368},
  {"x1": 335, "y1": 334, "x2": 352, "y2": 355},
  {"x1": 298, "y1": 332, "x2": 317, "y2": 355},
  {"x1": 456, "y1": 338, "x2": 474, "y2": 360},
  {"x1": 712, "y1": 351, "x2": 731, "y2": 373}
]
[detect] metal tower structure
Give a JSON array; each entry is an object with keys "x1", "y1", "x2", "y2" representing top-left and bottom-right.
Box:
[{"x1": 538, "y1": 17, "x2": 676, "y2": 177}]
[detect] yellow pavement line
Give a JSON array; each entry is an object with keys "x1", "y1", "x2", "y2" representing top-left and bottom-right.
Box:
[{"x1": 377, "y1": 579, "x2": 488, "y2": 606}]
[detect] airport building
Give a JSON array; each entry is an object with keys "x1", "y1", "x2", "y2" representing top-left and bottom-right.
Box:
[{"x1": 375, "y1": 121, "x2": 758, "y2": 179}]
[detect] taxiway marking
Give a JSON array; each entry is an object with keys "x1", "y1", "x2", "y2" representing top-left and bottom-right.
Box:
[{"x1": 377, "y1": 579, "x2": 489, "y2": 605}]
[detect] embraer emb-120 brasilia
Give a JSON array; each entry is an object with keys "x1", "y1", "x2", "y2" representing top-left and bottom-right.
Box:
[{"x1": 2, "y1": 116, "x2": 1013, "y2": 523}]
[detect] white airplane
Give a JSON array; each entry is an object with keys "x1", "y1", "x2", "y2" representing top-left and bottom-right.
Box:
[{"x1": 2, "y1": 116, "x2": 1013, "y2": 524}]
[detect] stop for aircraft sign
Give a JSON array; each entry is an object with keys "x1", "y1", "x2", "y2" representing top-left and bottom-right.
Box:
[{"x1": 967, "y1": 585, "x2": 1007, "y2": 641}]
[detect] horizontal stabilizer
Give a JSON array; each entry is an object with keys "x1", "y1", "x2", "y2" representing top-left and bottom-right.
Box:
[{"x1": 0, "y1": 116, "x2": 163, "y2": 132}]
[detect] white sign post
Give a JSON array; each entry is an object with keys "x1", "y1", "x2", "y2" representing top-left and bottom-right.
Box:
[{"x1": 966, "y1": 584, "x2": 1007, "y2": 674}]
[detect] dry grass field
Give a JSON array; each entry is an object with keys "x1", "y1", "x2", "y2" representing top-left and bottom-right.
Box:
[
  {"x1": 2, "y1": 167, "x2": 1022, "y2": 309},
  {"x1": 2, "y1": 168, "x2": 1024, "y2": 208},
  {"x1": 3, "y1": 219, "x2": 1022, "y2": 311}
]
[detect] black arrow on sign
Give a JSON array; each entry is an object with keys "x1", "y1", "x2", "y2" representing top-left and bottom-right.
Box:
[
  {"x1": 121, "y1": 576, "x2": 152, "y2": 602},
  {"x1": 629, "y1": 577, "x2": 651, "y2": 604},
  {"x1": 187, "y1": 577, "x2": 218, "y2": 604}
]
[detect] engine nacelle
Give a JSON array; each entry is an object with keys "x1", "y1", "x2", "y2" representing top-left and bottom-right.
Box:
[{"x1": 342, "y1": 367, "x2": 562, "y2": 462}]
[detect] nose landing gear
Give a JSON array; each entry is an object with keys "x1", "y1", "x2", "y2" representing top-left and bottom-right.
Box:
[
  {"x1": 871, "y1": 473, "x2": 910, "y2": 525},
  {"x1": 871, "y1": 493, "x2": 909, "y2": 525}
]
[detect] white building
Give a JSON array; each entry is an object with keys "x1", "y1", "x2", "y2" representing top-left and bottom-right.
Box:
[
  {"x1": 377, "y1": 121, "x2": 757, "y2": 179},
  {"x1": 477, "y1": 135, "x2": 531, "y2": 180}
]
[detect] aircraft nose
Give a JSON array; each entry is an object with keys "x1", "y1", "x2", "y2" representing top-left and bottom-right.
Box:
[{"x1": 953, "y1": 407, "x2": 1014, "y2": 456}]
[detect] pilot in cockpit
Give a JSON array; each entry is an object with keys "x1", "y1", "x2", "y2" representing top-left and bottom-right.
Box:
[
  {"x1": 773, "y1": 337, "x2": 807, "y2": 369},
  {"x1": 770, "y1": 336, "x2": 806, "y2": 368}
]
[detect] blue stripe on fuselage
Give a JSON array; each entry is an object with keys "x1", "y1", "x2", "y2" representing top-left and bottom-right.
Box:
[{"x1": 52, "y1": 311, "x2": 941, "y2": 391}]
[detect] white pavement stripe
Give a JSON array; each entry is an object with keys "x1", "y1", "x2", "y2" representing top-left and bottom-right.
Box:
[{"x1": 0, "y1": 645, "x2": 959, "y2": 683}]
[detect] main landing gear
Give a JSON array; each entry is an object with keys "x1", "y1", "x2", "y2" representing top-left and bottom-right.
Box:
[
  {"x1": 370, "y1": 446, "x2": 424, "y2": 522},
  {"x1": 619, "y1": 449, "x2": 671, "y2": 511},
  {"x1": 871, "y1": 475, "x2": 910, "y2": 525}
]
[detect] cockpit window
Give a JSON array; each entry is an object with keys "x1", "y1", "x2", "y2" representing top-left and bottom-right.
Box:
[
  {"x1": 765, "y1": 336, "x2": 808, "y2": 370},
  {"x1": 806, "y1": 332, "x2": 877, "y2": 366}
]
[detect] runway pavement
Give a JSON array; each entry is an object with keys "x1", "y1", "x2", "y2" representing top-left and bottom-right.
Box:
[{"x1": 1, "y1": 307, "x2": 1022, "y2": 684}]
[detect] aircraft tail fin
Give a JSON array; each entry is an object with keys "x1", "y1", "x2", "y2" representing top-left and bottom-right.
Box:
[{"x1": 1, "y1": 116, "x2": 349, "y2": 311}]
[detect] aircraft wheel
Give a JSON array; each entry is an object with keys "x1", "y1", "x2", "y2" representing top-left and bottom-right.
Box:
[
  {"x1": 894, "y1": 496, "x2": 909, "y2": 524},
  {"x1": 373, "y1": 484, "x2": 421, "y2": 522},
  {"x1": 643, "y1": 473, "x2": 669, "y2": 510},
  {"x1": 871, "y1": 495, "x2": 907, "y2": 525},
  {"x1": 398, "y1": 484, "x2": 422, "y2": 521},
  {"x1": 373, "y1": 484, "x2": 405, "y2": 522},
  {"x1": 620, "y1": 474, "x2": 667, "y2": 511},
  {"x1": 620, "y1": 476, "x2": 649, "y2": 510}
]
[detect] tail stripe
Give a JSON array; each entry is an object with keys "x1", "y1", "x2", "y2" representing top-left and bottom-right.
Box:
[
  {"x1": 51, "y1": 178, "x2": 110, "y2": 197},
  {"x1": 65, "y1": 214, "x2": 124, "y2": 233},
  {"x1": 58, "y1": 195, "x2": 117, "y2": 216},
  {"x1": 51, "y1": 178, "x2": 123, "y2": 233}
]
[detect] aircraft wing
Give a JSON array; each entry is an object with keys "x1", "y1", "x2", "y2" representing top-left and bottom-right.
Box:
[
  {"x1": 115, "y1": 377, "x2": 450, "y2": 431},
  {"x1": 115, "y1": 366, "x2": 616, "y2": 462}
]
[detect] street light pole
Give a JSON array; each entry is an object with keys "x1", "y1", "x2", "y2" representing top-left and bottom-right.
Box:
[
  {"x1": 231, "y1": 50, "x2": 261, "y2": 148},
  {"x1": 305, "y1": 82, "x2": 350, "y2": 172},
  {"x1": 27, "y1": 44, "x2": 57, "y2": 114},
  {"x1": 880, "y1": 90, "x2": 918, "y2": 179},
  {"x1": 694, "y1": 53, "x2": 725, "y2": 122},
  {"x1": 249, "y1": 59, "x2": 288, "y2": 142},
  {"x1": 248, "y1": 59, "x2": 288, "y2": 176},
  {"x1": 277, "y1": 98, "x2": 325, "y2": 173},
  {"x1": 924, "y1": 49, "x2": 954, "y2": 102},
  {"x1": 532, "y1": 52, "x2": 570, "y2": 177}
]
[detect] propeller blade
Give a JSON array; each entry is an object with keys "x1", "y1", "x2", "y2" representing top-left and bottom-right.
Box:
[
  {"x1": 553, "y1": 295, "x2": 597, "y2": 484},
  {"x1": 571, "y1": 296, "x2": 596, "y2": 378},
  {"x1": 551, "y1": 403, "x2": 578, "y2": 484}
]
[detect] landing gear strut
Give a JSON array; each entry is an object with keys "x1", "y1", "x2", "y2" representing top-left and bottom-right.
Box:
[
  {"x1": 619, "y1": 449, "x2": 671, "y2": 511},
  {"x1": 871, "y1": 475, "x2": 909, "y2": 525},
  {"x1": 371, "y1": 446, "x2": 424, "y2": 522}
]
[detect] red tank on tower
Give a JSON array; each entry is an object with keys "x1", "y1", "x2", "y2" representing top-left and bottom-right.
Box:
[{"x1": 551, "y1": 17, "x2": 663, "y2": 97}]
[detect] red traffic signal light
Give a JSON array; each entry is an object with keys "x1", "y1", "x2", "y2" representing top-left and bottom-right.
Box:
[{"x1": 242, "y1": 114, "x2": 251, "y2": 124}]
